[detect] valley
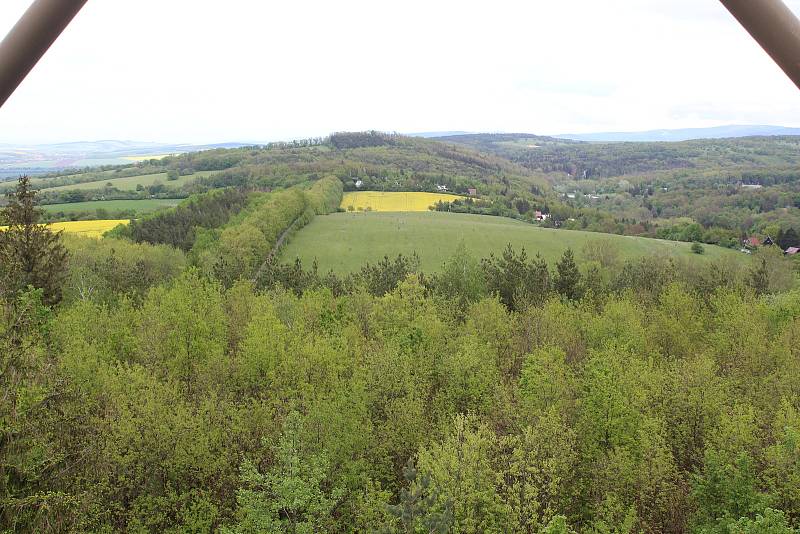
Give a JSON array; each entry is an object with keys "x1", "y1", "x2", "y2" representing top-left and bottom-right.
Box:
[{"x1": 2, "y1": 130, "x2": 799, "y2": 533}]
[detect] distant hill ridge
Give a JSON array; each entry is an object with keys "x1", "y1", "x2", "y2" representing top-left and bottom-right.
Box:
[
  {"x1": 555, "y1": 125, "x2": 800, "y2": 142},
  {"x1": 0, "y1": 140, "x2": 250, "y2": 155}
]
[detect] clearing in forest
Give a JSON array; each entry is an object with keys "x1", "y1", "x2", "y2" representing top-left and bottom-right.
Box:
[{"x1": 282, "y1": 211, "x2": 748, "y2": 273}]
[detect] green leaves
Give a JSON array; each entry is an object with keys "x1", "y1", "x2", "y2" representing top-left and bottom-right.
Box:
[
  {"x1": 691, "y1": 449, "x2": 771, "y2": 533},
  {"x1": 413, "y1": 415, "x2": 506, "y2": 533},
  {"x1": 224, "y1": 412, "x2": 343, "y2": 534},
  {"x1": 139, "y1": 269, "x2": 227, "y2": 398}
]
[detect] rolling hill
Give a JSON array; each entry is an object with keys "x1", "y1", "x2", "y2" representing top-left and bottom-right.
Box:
[
  {"x1": 280, "y1": 211, "x2": 747, "y2": 273},
  {"x1": 12, "y1": 131, "x2": 800, "y2": 254}
]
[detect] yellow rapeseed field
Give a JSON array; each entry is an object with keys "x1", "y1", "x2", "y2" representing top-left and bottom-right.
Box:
[
  {"x1": 49, "y1": 220, "x2": 129, "y2": 238},
  {"x1": 0, "y1": 219, "x2": 129, "y2": 238},
  {"x1": 341, "y1": 191, "x2": 463, "y2": 212}
]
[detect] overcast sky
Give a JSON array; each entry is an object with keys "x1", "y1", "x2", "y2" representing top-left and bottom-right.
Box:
[{"x1": 1, "y1": 0, "x2": 800, "y2": 144}]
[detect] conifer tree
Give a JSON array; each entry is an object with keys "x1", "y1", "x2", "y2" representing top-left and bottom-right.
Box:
[
  {"x1": 554, "y1": 248, "x2": 582, "y2": 301},
  {"x1": 780, "y1": 227, "x2": 800, "y2": 249},
  {"x1": 0, "y1": 176, "x2": 68, "y2": 305}
]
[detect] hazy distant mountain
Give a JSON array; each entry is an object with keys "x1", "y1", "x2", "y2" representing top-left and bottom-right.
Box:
[
  {"x1": 0, "y1": 140, "x2": 251, "y2": 177},
  {"x1": 556, "y1": 125, "x2": 800, "y2": 143},
  {"x1": 406, "y1": 131, "x2": 472, "y2": 138},
  {"x1": 0, "y1": 140, "x2": 250, "y2": 155}
]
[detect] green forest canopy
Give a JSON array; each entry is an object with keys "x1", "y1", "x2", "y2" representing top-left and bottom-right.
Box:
[{"x1": 3, "y1": 169, "x2": 800, "y2": 532}]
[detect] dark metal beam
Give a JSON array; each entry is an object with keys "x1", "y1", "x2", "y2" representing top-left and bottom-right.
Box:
[
  {"x1": 720, "y1": 0, "x2": 800, "y2": 90},
  {"x1": 0, "y1": 0, "x2": 88, "y2": 108}
]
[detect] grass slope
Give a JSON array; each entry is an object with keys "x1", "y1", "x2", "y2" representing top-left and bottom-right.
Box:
[
  {"x1": 26, "y1": 169, "x2": 117, "y2": 188},
  {"x1": 40, "y1": 170, "x2": 217, "y2": 192},
  {"x1": 281, "y1": 212, "x2": 747, "y2": 273},
  {"x1": 41, "y1": 199, "x2": 181, "y2": 214}
]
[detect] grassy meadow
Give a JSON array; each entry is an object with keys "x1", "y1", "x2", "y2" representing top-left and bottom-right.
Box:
[
  {"x1": 39, "y1": 170, "x2": 217, "y2": 192},
  {"x1": 282, "y1": 211, "x2": 748, "y2": 273},
  {"x1": 341, "y1": 191, "x2": 464, "y2": 212},
  {"x1": 25, "y1": 169, "x2": 117, "y2": 188},
  {"x1": 41, "y1": 198, "x2": 181, "y2": 215}
]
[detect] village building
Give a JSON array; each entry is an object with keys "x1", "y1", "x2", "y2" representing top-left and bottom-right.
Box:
[{"x1": 744, "y1": 236, "x2": 761, "y2": 248}]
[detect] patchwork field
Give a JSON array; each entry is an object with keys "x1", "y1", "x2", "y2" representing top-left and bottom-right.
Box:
[
  {"x1": 1, "y1": 219, "x2": 128, "y2": 238},
  {"x1": 341, "y1": 191, "x2": 464, "y2": 212},
  {"x1": 281, "y1": 211, "x2": 748, "y2": 273}
]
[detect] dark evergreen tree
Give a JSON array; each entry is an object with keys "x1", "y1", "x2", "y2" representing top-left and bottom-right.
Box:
[
  {"x1": 527, "y1": 253, "x2": 551, "y2": 305},
  {"x1": 778, "y1": 227, "x2": 800, "y2": 249},
  {"x1": 482, "y1": 244, "x2": 529, "y2": 310},
  {"x1": 482, "y1": 246, "x2": 552, "y2": 310},
  {"x1": 386, "y1": 459, "x2": 453, "y2": 534},
  {"x1": 359, "y1": 253, "x2": 420, "y2": 296},
  {"x1": 554, "y1": 248, "x2": 582, "y2": 301},
  {"x1": 0, "y1": 176, "x2": 68, "y2": 305}
]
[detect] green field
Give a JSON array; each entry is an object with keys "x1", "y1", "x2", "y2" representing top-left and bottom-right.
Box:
[
  {"x1": 281, "y1": 211, "x2": 748, "y2": 273},
  {"x1": 41, "y1": 198, "x2": 182, "y2": 215},
  {"x1": 40, "y1": 170, "x2": 217, "y2": 192},
  {"x1": 26, "y1": 169, "x2": 117, "y2": 188}
]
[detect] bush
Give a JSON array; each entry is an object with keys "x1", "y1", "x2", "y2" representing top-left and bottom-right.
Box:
[{"x1": 691, "y1": 242, "x2": 705, "y2": 255}]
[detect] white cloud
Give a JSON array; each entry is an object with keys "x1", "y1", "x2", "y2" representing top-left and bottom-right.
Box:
[{"x1": 1, "y1": 0, "x2": 799, "y2": 143}]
